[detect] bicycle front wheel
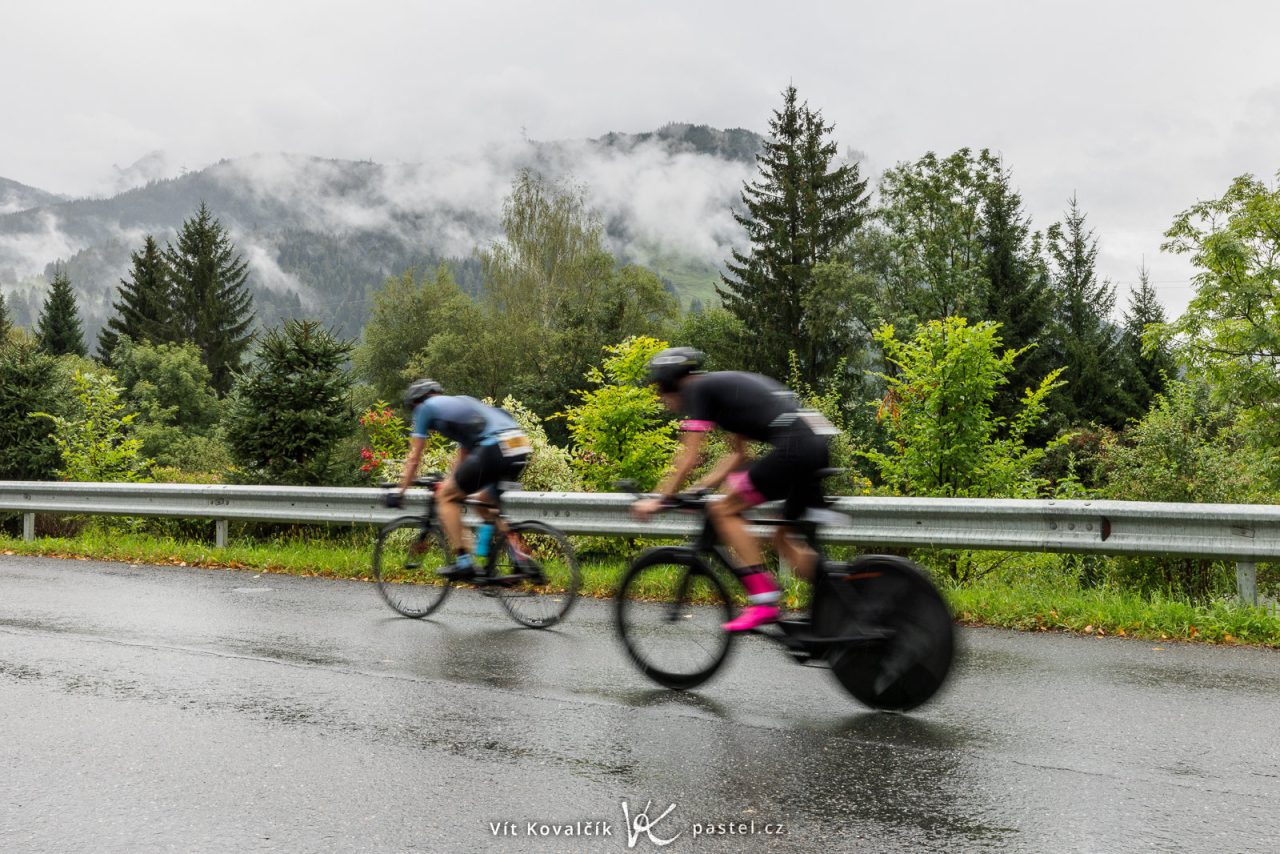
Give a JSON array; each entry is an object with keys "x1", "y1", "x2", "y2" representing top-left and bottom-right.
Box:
[
  {"x1": 615, "y1": 549, "x2": 734, "y2": 690},
  {"x1": 492, "y1": 521, "x2": 581, "y2": 628},
  {"x1": 372, "y1": 516, "x2": 453, "y2": 618}
]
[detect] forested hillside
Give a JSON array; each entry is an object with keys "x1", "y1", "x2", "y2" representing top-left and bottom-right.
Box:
[{"x1": 0, "y1": 124, "x2": 761, "y2": 342}]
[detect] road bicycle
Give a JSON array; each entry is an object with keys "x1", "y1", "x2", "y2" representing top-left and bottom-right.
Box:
[
  {"x1": 373, "y1": 474, "x2": 580, "y2": 628},
  {"x1": 615, "y1": 485, "x2": 955, "y2": 711}
]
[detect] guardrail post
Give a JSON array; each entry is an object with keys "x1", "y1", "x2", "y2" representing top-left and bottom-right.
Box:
[
  {"x1": 1236, "y1": 561, "x2": 1258, "y2": 606},
  {"x1": 216, "y1": 519, "x2": 228, "y2": 549},
  {"x1": 23, "y1": 512, "x2": 35, "y2": 542}
]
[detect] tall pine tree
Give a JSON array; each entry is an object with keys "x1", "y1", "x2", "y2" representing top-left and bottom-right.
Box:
[
  {"x1": 1046, "y1": 196, "x2": 1131, "y2": 428},
  {"x1": 98, "y1": 235, "x2": 175, "y2": 362},
  {"x1": 1120, "y1": 264, "x2": 1174, "y2": 415},
  {"x1": 165, "y1": 203, "x2": 254, "y2": 394},
  {"x1": 36, "y1": 266, "x2": 87, "y2": 357},
  {"x1": 718, "y1": 84, "x2": 870, "y2": 386},
  {"x1": 981, "y1": 164, "x2": 1055, "y2": 431}
]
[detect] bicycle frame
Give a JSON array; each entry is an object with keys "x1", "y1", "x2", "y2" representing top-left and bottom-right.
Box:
[{"x1": 656, "y1": 497, "x2": 892, "y2": 658}]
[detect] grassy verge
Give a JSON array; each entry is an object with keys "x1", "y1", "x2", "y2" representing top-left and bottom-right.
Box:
[
  {"x1": 949, "y1": 581, "x2": 1280, "y2": 647},
  {"x1": 4, "y1": 531, "x2": 1280, "y2": 647}
]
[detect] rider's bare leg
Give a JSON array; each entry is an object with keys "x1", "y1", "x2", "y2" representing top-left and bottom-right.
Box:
[
  {"x1": 774, "y1": 528, "x2": 818, "y2": 581},
  {"x1": 708, "y1": 490, "x2": 780, "y2": 630},
  {"x1": 707, "y1": 492, "x2": 765, "y2": 566},
  {"x1": 437, "y1": 478, "x2": 472, "y2": 555}
]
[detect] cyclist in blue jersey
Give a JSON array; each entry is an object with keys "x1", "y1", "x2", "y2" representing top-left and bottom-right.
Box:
[
  {"x1": 632, "y1": 348, "x2": 835, "y2": 631},
  {"x1": 385, "y1": 379, "x2": 532, "y2": 579}
]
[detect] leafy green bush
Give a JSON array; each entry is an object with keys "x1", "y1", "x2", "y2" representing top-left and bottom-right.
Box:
[
  {"x1": 33, "y1": 369, "x2": 150, "y2": 482},
  {"x1": 112, "y1": 337, "x2": 226, "y2": 472},
  {"x1": 865, "y1": 317, "x2": 1064, "y2": 498},
  {"x1": 561, "y1": 336, "x2": 677, "y2": 491},
  {"x1": 1102, "y1": 380, "x2": 1277, "y2": 600}
]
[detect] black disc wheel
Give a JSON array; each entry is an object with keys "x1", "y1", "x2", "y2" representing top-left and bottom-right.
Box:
[
  {"x1": 824, "y1": 556, "x2": 955, "y2": 711},
  {"x1": 491, "y1": 521, "x2": 581, "y2": 628},
  {"x1": 372, "y1": 516, "x2": 453, "y2": 618},
  {"x1": 615, "y1": 549, "x2": 734, "y2": 690}
]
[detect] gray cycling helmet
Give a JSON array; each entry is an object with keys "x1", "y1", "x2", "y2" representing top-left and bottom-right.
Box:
[
  {"x1": 645, "y1": 347, "x2": 705, "y2": 392},
  {"x1": 403, "y1": 378, "x2": 444, "y2": 408}
]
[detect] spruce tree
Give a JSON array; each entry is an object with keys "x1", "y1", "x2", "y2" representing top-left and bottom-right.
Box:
[
  {"x1": 1046, "y1": 196, "x2": 1131, "y2": 428},
  {"x1": 165, "y1": 202, "x2": 254, "y2": 394},
  {"x1": 36, "y1": 267, "x2": 87, "y2": 357},
  {"x1": 1120, "y1": 264, "x2": 1174, "y2": 415},
  {"x1": 98, "y1": 235, "x2": 175, "y2": 362},
  {"x1": 224, "y1": 319, "x2": 354, "y2": 485},
  {"x1": 981, "y1": 166, "x2": 1054, "y2": 431},
  {"x1": 718, "y1": 85, "x2": 871, "y2": 386}
]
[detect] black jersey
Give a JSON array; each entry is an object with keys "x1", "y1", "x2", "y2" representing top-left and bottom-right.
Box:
[{"x1": 678, "y1": 372, "x2": 800, "y2": 442}]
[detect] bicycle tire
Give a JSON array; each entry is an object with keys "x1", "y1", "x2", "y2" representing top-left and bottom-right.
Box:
[
  {"x1": 824, "y1": 555, "x2": 955, "y2": 711},
  {"x1": 615, "y1": 548, "x2": 734, "y2": 690},
  {"x1": 372, "y1": 516, "x2": 453, "y2": 618},
  {"x1": 492, "y1": 520, "x2": 581, "y2": 628}
]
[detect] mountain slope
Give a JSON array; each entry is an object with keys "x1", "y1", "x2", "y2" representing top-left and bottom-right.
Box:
[{"x1": 0, "y1": 124, "x2": 762, "y2": 343}]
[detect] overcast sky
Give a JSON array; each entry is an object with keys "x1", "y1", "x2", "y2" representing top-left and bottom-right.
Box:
[{"x1": 4, "y1": 0, "x2": 1279, "y2": 317}]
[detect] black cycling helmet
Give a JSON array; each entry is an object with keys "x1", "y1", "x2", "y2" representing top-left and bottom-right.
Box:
[
  {"x1": 645, "y1": 347, "x2": 705, "y2": 392},
  {"x1": 403, "y1": 378, "x2": 444, "y2": 408}
]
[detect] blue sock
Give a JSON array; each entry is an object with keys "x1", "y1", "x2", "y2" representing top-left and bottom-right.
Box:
[{"x1": 475, "y1": 523, "x2": 494, "y2": 558}]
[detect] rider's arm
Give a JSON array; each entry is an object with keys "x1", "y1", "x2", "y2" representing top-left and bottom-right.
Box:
[
  {"x1": 653, "y1": 430, "x2": 706, "y2": 499},
  {"x1": 693, "y1": 433, "x2": 749, "y2": 491},
  {"x1": 397, "y1": 435, "x2": 427, "y2": 494}
]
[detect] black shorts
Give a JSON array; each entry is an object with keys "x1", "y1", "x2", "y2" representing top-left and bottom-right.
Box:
[
  {"x1": 453, "y1": 440, "x2": 529, "y2": 501},
  {"x1": 726, "y1": 424, "x2": 830, "y2": 519}
]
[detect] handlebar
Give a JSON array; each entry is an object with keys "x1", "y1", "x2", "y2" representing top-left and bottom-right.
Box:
[{"x1": 378, "y1": 472, "x2": 446, "y2": 490}]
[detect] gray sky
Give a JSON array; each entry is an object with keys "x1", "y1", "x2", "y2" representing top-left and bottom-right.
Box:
[{"x1": 4, "y1": 0, "x2": 1279, "y2": 317}]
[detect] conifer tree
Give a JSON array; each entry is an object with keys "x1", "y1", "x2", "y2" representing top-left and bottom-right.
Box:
[
  {"x1": 165, "y1": 202, "x2": 254, "y2": 394},
  {"x1": 224, "y1": 319, "x2": 354, "y2": 485},
  {"x1": 36, "y1": 266, "x2": 87, "y2": 357},
  {"x1": 1120, "y1": 264, "x2": 1174, "y2": 415},
  {"x1": 1046, "y1": 196, "x2": 1131, "y2": 428},
  {"x1": 981, "y1": 166, "x2": 1054, "y2": 430},
  {"x1": 718, "y1": 85, "x2": 870, "y2": 386},
  {"x1": 98, "y1": 235, "x2": 175, "y2": 362}
]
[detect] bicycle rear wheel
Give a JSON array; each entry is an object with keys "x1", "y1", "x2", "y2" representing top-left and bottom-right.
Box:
[
  {"x1": 823, "y1": 555, "x2": 954, "y2": 711},
  {"x1": 615, "y1": 549, "x2": 734, "y2": 690},
  {"x1": 492, "y1": 521, "x2": 581, "y2": 628},
  {"x1": 372, "y1": 516, "x2": 453, "y2": 618}
]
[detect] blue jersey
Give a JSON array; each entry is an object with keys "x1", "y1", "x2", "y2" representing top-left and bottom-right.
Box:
[{"x1": 411, "y1": 395, "x2": 519, "y2": 450}]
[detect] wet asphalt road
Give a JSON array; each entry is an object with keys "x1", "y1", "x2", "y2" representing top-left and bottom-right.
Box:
[{"x1": 1, "y1": 555, "x2": 1278, "y2": 853}]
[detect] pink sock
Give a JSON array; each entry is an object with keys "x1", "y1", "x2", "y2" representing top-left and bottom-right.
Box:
[{"x1": 741, "y1": 572, "x2": 780, "y2": 605}]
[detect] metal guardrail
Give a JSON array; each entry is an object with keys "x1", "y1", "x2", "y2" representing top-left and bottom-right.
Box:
[{"x1": 1, "y1": 481, "x2": 1274, "y2": 603}]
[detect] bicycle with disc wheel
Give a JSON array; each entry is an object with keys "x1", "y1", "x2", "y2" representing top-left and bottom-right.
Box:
[
  {"x1": 615, "y1": 484, "x2": 955, "y2": 711},
  {"x1": 373, "y1": 474, "x2": 581, "y2": 628}
]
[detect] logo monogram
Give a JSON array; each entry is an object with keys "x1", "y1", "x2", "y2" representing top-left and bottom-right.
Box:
[{"x1": 621, "y1": 800, "x2": 682, "y2": 848}]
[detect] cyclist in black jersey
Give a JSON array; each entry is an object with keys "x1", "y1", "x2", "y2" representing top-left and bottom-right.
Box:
[{"x1": 632, "y1": 348, "x2": 835, "y2": 631}]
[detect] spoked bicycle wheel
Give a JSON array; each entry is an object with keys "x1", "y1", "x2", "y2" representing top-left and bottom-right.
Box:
[
  {"x1": 491, "y1": 521, "x2": 581, "y2": 628},
  {"x1": 823, "y1": 555, "x2": 955, "y2": 711},
  {"x1": 615, "y1": 549, "x2": 734, "y2": 690},
  {"x1": 372, "y1": 516, "x2": 453, "y2": 618}
]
